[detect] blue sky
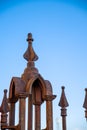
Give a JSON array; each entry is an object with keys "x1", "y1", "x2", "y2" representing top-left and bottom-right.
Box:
[{"x1": 0, "y1": 0, "x2": 87, "y2": 130}]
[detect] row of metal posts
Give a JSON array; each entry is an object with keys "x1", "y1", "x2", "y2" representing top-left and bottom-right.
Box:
[
  {"x1": 0, "y1": 87, "x2": 87, "y2": 130},
  {"x1": 59, "y1": 87, "x2": 87, "y2": 130}
]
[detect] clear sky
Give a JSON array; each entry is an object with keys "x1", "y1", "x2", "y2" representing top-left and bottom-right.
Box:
[{"x1": 0, "y1": 0, "x2": 87, "y2": 130}]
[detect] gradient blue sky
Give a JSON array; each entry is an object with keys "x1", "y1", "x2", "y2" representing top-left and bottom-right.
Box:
[{"x1": 0, "y1": 0, "x2": 87, "y2": 130}]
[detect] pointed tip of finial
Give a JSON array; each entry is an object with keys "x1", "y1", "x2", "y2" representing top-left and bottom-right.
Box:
[
  {"x1": 4, "y1": 89, "x2": 7, "y2": 93},
  {"x1": 26, "y1": 33, "x2": 34, "y2": 43},
  {"x1": 58, "y1": 86, "x2": 69, "y2": 108},
  {"x1": 1, "y1": 89, "x2": 9, "y2": 113},
  {"x1": 62, "y1": 86, "x2": 65, "y2": 90}
]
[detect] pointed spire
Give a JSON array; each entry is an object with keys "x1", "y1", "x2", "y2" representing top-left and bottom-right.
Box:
[
  {"x1": 83, "y1": 88, "x2": 87, "y2": 119},
  {"x1": 59, "y1": 86, "x2": 69, "y2": 108},
  {"x1": 58, "y1": 86, "x2": 69, "y2": 130},
  {"x1": 0, "y1": 89, "x2": 9, "y2": 127},
  {"x1": 23, "y1": 33, "x2": 38, "y2": 62},
  {"x1": 21, "y1": 33, "x2": 39, "y2": 83},
  {"x1": 83, "y1": 88, "x2": 87, "y2": 109},
  {"x1": 0, "y1": 89, "x2": 9, "y2": 113}
]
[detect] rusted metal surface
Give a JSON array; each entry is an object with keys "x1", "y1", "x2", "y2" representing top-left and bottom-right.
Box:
[
  {"x1": 0, "y1": 33, "x2": 56, "y2": 130},
  {"x1": 1, "y1": 33, "x2": 86, "y2": 130},
  {"x1": 83, "y1": 88, "x2": 87, "y2": 119},
  {"x1": 0, "y1": 89, "x2": 9, "y2": 128},
  {"x1": 28, "y1": 94, "x2": 33, "y2": 130},
  {"x1": 35, "y1": 105, "x2": 41, "y2": 130},
  {"x1": 18, "y1": 93, "x2": 29, "y2": 130},
  {"x1": 58, "y1": 86, "x2": 69, "y2": 130}
]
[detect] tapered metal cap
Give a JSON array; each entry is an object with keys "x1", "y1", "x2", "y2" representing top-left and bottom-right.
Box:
[
  {"x1": 83, "y1": 88, "x2": 87, "y2": 109},
  {"x1": 0, "y1": 89, "x2": 9, "y2": 113},
  {"x1": 59, "y1": 86, "x2": 69, "y2": 108},
  {"x1": 83, "y1": 88, "x2": 87, "y2": 119}
]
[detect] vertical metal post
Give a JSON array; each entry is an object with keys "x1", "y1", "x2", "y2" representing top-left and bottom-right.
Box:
[
  {"x1": 35, "y1": 104, "x2": 41, "y2": 130},
  {"x1": 28, "y1": 94, "x2": 33, "y2": 130},
  {"x1": 58, "y1": 86, "x2": 69, "y2": 130},
  {"x1": 44, "y1": 95, "x2": 56, "y2": 130},
  {"x1": 19, "y1": 93, "x2": 27, "y2": 130},
  {"x1": 46, "y1": 101, "x2": 53, "y2": 130},
  {"x1": 1, "y1": 90, "x2": 9, "y2": 128},
  {"x1": 61, "y1": 108, "x2": 67, "y2": 130},
  {"x1": 1, "y1": 113, "x2": 8, "y2": 128},
  {"x1": 9, "y1": 100, "x2": 16, "y2": 126}
]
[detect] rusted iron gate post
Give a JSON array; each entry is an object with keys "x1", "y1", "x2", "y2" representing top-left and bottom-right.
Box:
[
  {"x1": 0, "y1": 33, "x2": 56, "y2": 130},
  {"x1": 58, "y1": 86, "x2": 69, "y2": 130},
  {"x1": 58, "y1": 86, "x2": 87, "y2": 130},
  {"x1": 0, "y1": 33, "x2": 87, "y2": 130}
]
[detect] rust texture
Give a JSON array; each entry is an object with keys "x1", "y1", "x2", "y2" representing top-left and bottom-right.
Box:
[
  {"x1": 0, "y1": 89, "x2": 9, "y2": 128},
  {"x1": 0, "y1": 33, "x2": 86, "y2": 130},
  {"x1": 58, "y1": 86, "x2": 69, "y2": 130},
  {"x1": 0, "y1": 33, "x2": 56, "y2": 130}
]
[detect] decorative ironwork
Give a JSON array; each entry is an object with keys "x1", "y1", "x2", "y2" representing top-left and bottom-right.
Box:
[
  {"x1": 83, "y1": 88, "x2": 87, "y2": 120},
  {"x1": 0, "y1": 89, "x2": 9, "y2": 128},
  {"x1": 58, "y1": 86, "x2": 69, "y2": 130},
  {"x1": 0, "y1": 33, "x2": 86, "y2": 130},
  {"x1": 0, "y1": 33, "x2": 56, "y2": 130}
]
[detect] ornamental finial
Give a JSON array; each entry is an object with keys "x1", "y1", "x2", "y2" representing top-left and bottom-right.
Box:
[
  {"x1": 83, "y1": 88, "x2": 87, "y2": 119},
  {"x1": 58, "y1": 86, "x2": 69, "y2": 130},
  {"x1": 58, "y1": 86, "x2": 69, "y2": 108},
  {"x1": 23, "y1": 33, "x2": 38, "y2": 62},
  {"x1": 26, "y1": 33, "x2": 34, "y2": 43},
  {"x1": 0, "y1": 89, "x2": 9, "y2": 113}
]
